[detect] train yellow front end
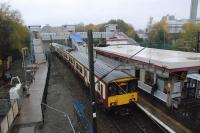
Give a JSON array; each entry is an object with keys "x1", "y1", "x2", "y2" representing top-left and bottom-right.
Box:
[{"x1": 107, "y1": 77, "x2": 138, "y2": 108}]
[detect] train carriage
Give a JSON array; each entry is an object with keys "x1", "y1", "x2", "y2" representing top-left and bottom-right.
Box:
[{"x1": 51, "y1": 43, "x2": 138, "y2": 110}]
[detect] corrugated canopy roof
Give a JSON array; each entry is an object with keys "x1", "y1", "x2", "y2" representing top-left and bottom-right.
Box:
[{"x1": 95, "y1": 45, "x2": 200, "y2": 70}]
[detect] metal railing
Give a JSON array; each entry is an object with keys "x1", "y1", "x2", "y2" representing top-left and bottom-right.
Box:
[{"x1": 73, "y1": 98, "x2": 93, "y2": 133}]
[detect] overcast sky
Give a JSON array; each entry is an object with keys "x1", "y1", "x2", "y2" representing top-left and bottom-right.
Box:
[{"x1": 1, "y1": 0, "x2": 200, "y2": 29}]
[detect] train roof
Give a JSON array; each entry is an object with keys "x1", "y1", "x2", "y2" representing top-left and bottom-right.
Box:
[
  {"x1": 95, "y1": 45, "x2": 200, "y2": 71},
  {"x1": 70, "y1": 51, "x2": 130, "y2": 83},
  {"x1": 52, "y1": 43, "x2": 131, "y2": 83}
]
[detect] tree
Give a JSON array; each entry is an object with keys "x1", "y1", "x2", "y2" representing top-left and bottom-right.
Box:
[
  {"x1": 79, "y1": 19, "x2": 136, "y2": 38},
  {"x1": 148, "y1": 19, "x2": 169, "y2": 43},
  {"x1": 175, "y1": 22, "x2": 200, "y2": 51},
  {"x1": 107, "y1": 19, "x2": 136, "y2": 38},
  {"x1": 0, "y1": 3, "x2": 29, "y2": 76}
]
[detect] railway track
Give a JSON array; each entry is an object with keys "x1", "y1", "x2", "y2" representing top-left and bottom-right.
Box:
[
  {"x1": 111, "y1": 116, "x2": 145, "y2": 133},
  {"x1": 109, "y1": 108, "x2": 166, "y2": 133},
  {"x1": 54, "y1": 52, "x2": 167, "y2": 133}
]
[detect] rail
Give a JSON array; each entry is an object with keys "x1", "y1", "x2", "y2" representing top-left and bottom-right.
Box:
[{"x1": 136, "y1": 103, "x2": 175, "y2": 133}]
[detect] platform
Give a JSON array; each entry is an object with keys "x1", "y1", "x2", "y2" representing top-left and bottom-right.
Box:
[
  {"x1": 15, "y1": 63, "x2": 48, "y2": 127},
  {"x1": 18, "y1": 127, "x2": 34, "y2": 133},
  {"x1": 136, "y1": 96, "x2": 191, "y2": 133}
]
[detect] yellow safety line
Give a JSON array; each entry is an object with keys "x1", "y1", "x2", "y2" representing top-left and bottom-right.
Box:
[
  {"x1": 139, "y1": 97, "x2": 191, "y2": 133},
  {"x1": 111, "y1": 77, "x2": 136, "y2": 83}
]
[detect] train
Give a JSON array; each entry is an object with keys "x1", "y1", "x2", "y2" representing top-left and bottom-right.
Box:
[{"x1": 51, "y1": 43, "x2": 138, "y2": 111}]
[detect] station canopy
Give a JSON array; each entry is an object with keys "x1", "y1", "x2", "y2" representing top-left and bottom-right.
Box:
[
  {"x1": 95, "y1": 45, "x2": 200, "y2": 71},
  {"x1": 187, "y1": 73, "x2": 200, "y2": 81}
]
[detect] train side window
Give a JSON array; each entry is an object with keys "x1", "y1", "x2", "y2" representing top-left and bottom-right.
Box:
[
  {"x1": 69, "y1": 57, "x2": 73, "y2": 64},
  {"x1": 98, "y1": 83, "x2": 100, "y2": 91},
  {"x1": 80, "y1": 67, "x2": 82, "y2": 73},
  {"x1": 76, "y1": 63, "x2": 83, "y2": 74},
  {"x1": 128, "y1": 80, "x2": 137, "y2": 92},
  {"x1": 79, "y1": 66, "x2": 83, "y2": 73},
  {"x1": 88, "y1": 72, "x2": 90, "y2": 81},
  {"x1": 109, "y1": 83, "x2": 117, "y2": 96},
  {"x1": 100, "y1": 84, "x2": 103, "y2": 89},
  {"x1": 100, "y1": 84, "x2": 103, "y2": 96}
]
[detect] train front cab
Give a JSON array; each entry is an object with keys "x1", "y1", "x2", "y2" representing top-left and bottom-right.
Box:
[{"x1": 107, "y1": 77, "x2": 138, "y2": 109}]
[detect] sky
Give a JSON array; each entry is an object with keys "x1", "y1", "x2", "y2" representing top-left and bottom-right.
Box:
[{"x1": 1, "y1": 0, "x2": 200, "y2": 29}]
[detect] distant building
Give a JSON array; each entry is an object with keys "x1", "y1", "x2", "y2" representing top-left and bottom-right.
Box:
[
  {"x1": 190, "y1": 0, "x2": 199, "y2": 21},
  {"x1": 162, "y1": 14, "x2": 175, "y2": 21},
  {"x1": 40, "y1": 24, "x2": 74, "y2": 40},
  {"x1": 104, "y1": 24, "x2": 118, "y2": 32},
  {"x1": 40, "y1": 24, "x2": 138, "y2": 45},
  {"x1": 136, "y1": 30, "x2": 148, "y2": 40},
  {"x1": 106, "y1": 38, "x2": 129, "y2": 45},
  {"x1": 166, "y1": 18, "x2": 189, "y2": 34},
  {"x1": 65, "y1": 25, "x2": 76, "y2": 33},
  {"x1": 28, "y1": 25, "x2": 41, "y2": 32},
  {"x1": 146, "y1": 17, "x2": 154, "y2": 33},
  {"x1": 28, "y1": 25, "x2": 41, "y2": 39},
  {"x1": 42, "y1": 24, "x2": 69, "y2": 35},
  {"x1": 162, "y1": 14, "x2": 200, "y2": 34}
]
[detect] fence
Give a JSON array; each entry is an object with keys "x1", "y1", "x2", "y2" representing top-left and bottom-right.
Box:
[
  {"x1": 140, "y1": 42, "x2": 174, "y2": 50},
  {"x1": 73, "y1": 98, "x2": 92, "y2": 133},
  {"x1": 0, "y1": 100, "x2": 19, "y2": 133}
]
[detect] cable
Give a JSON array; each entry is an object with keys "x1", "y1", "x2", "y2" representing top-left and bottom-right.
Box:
[
  {"x1": 112, "y1": 81, "x2": 127, "y2": 95},
  {"x1": 41, "y1": 103, "x2": 76, "y2": 133},
  {"x1": 95, "y1": 47, "x2": 146, "y2": 84}
]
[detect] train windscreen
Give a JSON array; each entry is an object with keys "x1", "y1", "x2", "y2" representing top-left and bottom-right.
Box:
[{"x1": 108, "y1": 79, "x2": 137, "y2": 96}]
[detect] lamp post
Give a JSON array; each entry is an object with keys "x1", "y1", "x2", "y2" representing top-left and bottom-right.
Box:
[{"x1": 22, "y1": 47, "x2": 29, "y2": 96}]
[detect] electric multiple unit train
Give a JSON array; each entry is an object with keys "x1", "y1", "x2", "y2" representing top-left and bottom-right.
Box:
[{"x1": 51, "y1": 43, "x2": 138, "y2": 110}]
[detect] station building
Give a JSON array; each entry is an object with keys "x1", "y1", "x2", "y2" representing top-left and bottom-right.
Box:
[{"x1": 94, "y1": 45, "x2": 200, "y2": 108}]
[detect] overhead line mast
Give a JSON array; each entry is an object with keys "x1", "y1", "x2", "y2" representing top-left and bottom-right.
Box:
[{"x1": 88, "y1": 30, "x2": 97, "y2": 133}]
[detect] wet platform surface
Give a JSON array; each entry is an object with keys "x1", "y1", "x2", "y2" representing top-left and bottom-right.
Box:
[
  {"x1": 18, "y1": 127, "x2": 34, "y2": 133},
  {"x1": 15, "y1": 63, "x2": 48, "y2": 126},
  {"x1": 136, "y1": 92, "x2": 194, "y2": 133}
]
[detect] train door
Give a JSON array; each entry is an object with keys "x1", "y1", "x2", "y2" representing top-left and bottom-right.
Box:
[{"x1": 135, "y1": 69, "x2": 140, "y2": 79}]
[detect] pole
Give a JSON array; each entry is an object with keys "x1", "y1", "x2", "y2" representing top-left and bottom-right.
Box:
[
  {"x1": 50, "y1": 35, "x2": 53, "y2": 53},
  {"x1": 22, "y1": 49, "x2": 26, "y2": 85},
  {"x1": 22, "y1": 48, "x2": 29, "y2": 96},
  {"x1": 164, "y1": 31, "x2": 165, "y2": 49},
  {"x1": 197, "y1": 32, "x2": 200, "y2": 52},
  {"x1": 87, "y1": 30, "x2": 97, "y2": 133}
]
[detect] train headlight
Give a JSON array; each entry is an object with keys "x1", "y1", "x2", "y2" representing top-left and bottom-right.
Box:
[
  {"x1": 110, "y1": 102, "x2": 117, "y2": 106},
  {"x1": 129, "y1": 96, "x2": 135, "y2": 102}
]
